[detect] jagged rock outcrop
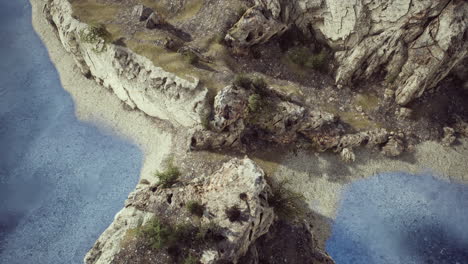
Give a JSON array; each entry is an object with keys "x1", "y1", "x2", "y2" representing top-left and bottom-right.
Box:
[
  {"x1": 191, "y1": 84, "x2": 401, "y2": 156},
  {"x1": 227, "y1": 0, "x2": 468, "y2": 105},
  {"x1": 191, "y1": 84, "x2": 339, "y2": 150},
  {"x1": 85, "y1": 158, "x2": 275, "y2": 264},
  {"x1": 44, "y1": 0, "x2": 209, "y2": 127},
  {"x1": 84, "y1": 207, "x2": 155, "y2": 264}
]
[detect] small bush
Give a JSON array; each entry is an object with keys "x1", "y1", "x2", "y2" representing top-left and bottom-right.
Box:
[
  {"x1": 252, "y1": 77, "x2": 267, "y2": 91},
  {"x1": 287, "y1": 46, "x2": 329, "y2": 72},
  {"x1": 305, "y1": 49, "x2": 328, "y2": 71},
  {"x1": 154, "y1": 160, "x2": 180, "y2": 188},
  {"x1": 225, "y1": 205, "x2": 242, "y2": 222},
  {"x1": 248, "y1": 94, "x2": 262, "y2": 112},
  {"x1": 173, "y1": 223, "x2": 199, "y2": 245},
  {"x1": 268, "y1": 179, "x2": 306, "y2": 220},
  {"x1": 233, "y1": 74, "x2": 253, "y2": 89},
  {"x1": 140, "y1": 217, "x2": 173, "y2": 249},
  {"x1": 183, "y1": 254, "x2": 200, "y2": 264},
  {"x1": 239, "y1": 192, "x2": 248, "y2": 201},
  {"x1": 186, "y1": 201, "x2": 204, "y2": 217}
]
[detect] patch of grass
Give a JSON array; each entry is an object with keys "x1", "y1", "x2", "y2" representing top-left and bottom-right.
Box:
[
  {"x1": 252, "y1": 77, "x2": 268, "y2": 91},
  {"x1": 183, "y1": 254, "x2": 200, "y2": 264},
  {"x1": 140, "y1": 217, "x2": 173, "y2": 249},
  {"x1": 79, "y1": 23, "x2": 112, "y2": 53},
  {"x1": 186, "y1": 201, "x2": 204, "y2": 217},
  {"x1": 154, "y1": 159, "x2": 180, "y2": 188},
  {"x1": 287, "y1": 46, "x2": 329, "y2": 72},
  {"x1": 71, "y1": 0, "x2": 120, "y2": 24},
  {"x1": 79, "y1": 23, "x2": 111, "y2": 43},
  {"x1": 248, "y1": 94, "x2": 262, "y2": 112},
  {"x1": 354, "y1": 93, "x2": 380, "y2": 112},
  {"x1": 267, "y1": 179, "x2": 306, "y2": 220},
  {"x1": 225, "y1": 205, "x2": 242, "y2": 222}
]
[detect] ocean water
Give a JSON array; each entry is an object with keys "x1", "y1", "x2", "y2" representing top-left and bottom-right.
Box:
[
  {"x1": 0, "y1": 1, "x2": 142, "y2": 263},
  {"x1": 326, "y1": 172, "x2": 468, "y2": 264}
]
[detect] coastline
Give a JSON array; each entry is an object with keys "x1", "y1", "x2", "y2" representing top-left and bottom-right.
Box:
[
  {"x1": 30, "y1": 0, "x2": 174, "y2": 185},
  {"x1": 30, "y1": 0, "x2": 468, "y2": 259}
]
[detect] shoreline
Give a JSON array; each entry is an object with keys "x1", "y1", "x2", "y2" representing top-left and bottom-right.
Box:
[
  {"x1": 30, "y1": 0, "x2": 468, "y2": 258},
  {"x1": 30, "y1": 0, "x2": 174, "y2": 185}
]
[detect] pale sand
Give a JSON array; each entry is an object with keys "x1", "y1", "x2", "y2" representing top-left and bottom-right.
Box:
[
  {"x1": 30, "y1": 0, "x2": 174, "y2": 185},
  {"x1": 31, "y1": 0, "x2": 468, "y2": 250}
]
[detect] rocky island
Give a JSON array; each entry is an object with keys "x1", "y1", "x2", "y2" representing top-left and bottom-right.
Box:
[{"x1": 24, "y1": 0, "x2": 468, "y2": 263}]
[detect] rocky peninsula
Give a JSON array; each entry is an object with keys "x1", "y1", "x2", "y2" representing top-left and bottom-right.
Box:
[{"x1": 31, "y1": 0, "x2": 467, "y2": 263}]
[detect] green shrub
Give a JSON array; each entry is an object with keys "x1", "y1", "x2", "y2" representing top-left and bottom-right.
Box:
[
  {"x1": 252, "y1": 77, "x2": 267, "y2": 91},
  {"x1": 288, "y1": 46, "x2": 310, "y2": 66},
  {"x1": 233, "y1": 74, "x2": 253, "y2": 89},
  {"x1": 183, "y1": 254, "x2": 200, "y2": 264},
  {"x1": 225, "y1": 205, "x2": 242, "y2": 222},
  {"x1": 186, "y1": 201, "x2": 204, "y2": 217},
  {"x1": 154, "y1": 160, "x2": 180, "y2": 188},
  {"x1": 140, "y1": 217, "x2": 173, "y2": 249},
  {"x1": 304, "y1": 49, "x2": 328, "y2": 71},
  {"x1": 268, "y1": 179, "x2": 306, "y2": 220},
  {"x1": 287, "y1": 46, "x2": 329, "y2": 72},
  {"x1": 248, "y1": 94, "x2": 262, "y2": 112},
  {"x1": 79, "y1": 23, "x2": 112, "y2": 53}
]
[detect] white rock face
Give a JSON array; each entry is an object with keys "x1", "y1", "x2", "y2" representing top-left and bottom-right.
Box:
[
  {"x1": 229, "y1": 0, "x2": 467, "y2": 105},
  {"x1": 84, "y1": 206, "x2": 155, "y2": 264},
  {"x1": 301, "y1": 0, "x2": 468, "y2": 105},
  {"x1": 85, "y1": 158, "x2": 275, "y2": 264},
  {"x1": 44, "y1": 0, "x2": 209, "y2": 127}
]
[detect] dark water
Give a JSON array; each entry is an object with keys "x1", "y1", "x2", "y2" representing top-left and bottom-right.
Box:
[
  {"x1": 0, "y1": 1, "x2": 142, "y2": 263},
  {"x1": 326, "y1": 173, "x2": 468, "y2": 264}
]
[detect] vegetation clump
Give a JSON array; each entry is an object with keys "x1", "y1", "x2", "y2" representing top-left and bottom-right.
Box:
[
  {"x1": 139, "y1": 217, "x2": 173, "y2": 249},
  {"x1": 183, "y1": 254, "x2": 200, "y2": 264},
  {"x1": 248, "y1": 94, "x2": 262, "y2": 112},
  {"x1": 233, "y1": 75, "x2": 268, "y2": 92},
  {"x1": 154, "y1": 159, "x2": 180, "y2": 188},
  {"x1": 233, "y1": 74, "x2": 253, "y2": 89},
  {"x1": 79, "y1": 23, "x2": 112, "y2": 53},
  {"x1": 186, "y1": 201, "x2": 204, "y2": 217},
  {"x1": 225, "y1": 205, "x2": 242, "y2": 222},
  {"x1": 287, "y1": 46, "x2": 329, "y2": 72},
  {"x1": 137, "y1": 217, "x2": 225, "y2": 261},
  {"x1": 267, "y1": 179, "x2": 306, "y2": 220}
]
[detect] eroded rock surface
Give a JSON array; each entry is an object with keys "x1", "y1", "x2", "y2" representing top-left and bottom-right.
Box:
[
  {"x1": 86, "y1": 158, "x2": 277, "y2": 264},
  {"x1": 227, "y1": 0, "x2": 468, "y2": 105},
  {"x1": 44, "y1": 0, "x2": 209, "y2": 127}
]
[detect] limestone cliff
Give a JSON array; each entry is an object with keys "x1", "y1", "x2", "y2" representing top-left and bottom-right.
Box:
[
  {"x1": 227, "y1": 0, "x2": 468, "y2": 105},
  {"x1": 44, "y1": 0, "x2": 209, "y2": 127}
]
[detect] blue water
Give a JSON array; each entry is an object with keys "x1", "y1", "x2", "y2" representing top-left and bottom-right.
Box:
[
  {"x1": 0, "y1": 1, "x2": 142, "y2": 263},
  {"x1": 326, "y1": 173, "x2": 468, "y2": 264}
]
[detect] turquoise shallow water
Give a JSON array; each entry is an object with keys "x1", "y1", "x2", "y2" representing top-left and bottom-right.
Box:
[
  {"x1": 0, "y1": 1, "x2": 142, "y2": 263},
  {"x1": 326, "y1": 172, "x2": 468, "y2": 264}
]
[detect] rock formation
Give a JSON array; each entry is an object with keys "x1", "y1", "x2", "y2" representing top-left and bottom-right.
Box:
[
  {"x1": 85, "y1": 158, "x2": 296, "y2": 264},
  {"x1": 44, "y1": 0, "x2": 210, "y2": 127},
  {"x1": 227, "y1": 0, "x2": 468, "y2": 105}
]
